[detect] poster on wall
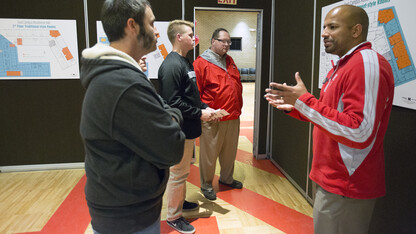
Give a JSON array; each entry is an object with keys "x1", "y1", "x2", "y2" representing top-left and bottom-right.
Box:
[
  {"x1": 0, "y1": 18, "x2": 79, "y2": 80},
  {"x1": 319, "y1": 0, "x2": 416, "y2": 110},
  {"x1": 96, "y1": 21, "x2": 171, "y2": 79}
]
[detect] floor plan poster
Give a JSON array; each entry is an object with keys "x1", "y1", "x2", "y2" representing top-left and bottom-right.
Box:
[
  {"x1": 0, "y1": 19, "x2": 79, "y2": 80},
  {"x1": 96, "y1": 21, "x2": 171, "y2": 79},
  {"x1": 319, "y1": 0, "x2": 416, "y2": 110}
]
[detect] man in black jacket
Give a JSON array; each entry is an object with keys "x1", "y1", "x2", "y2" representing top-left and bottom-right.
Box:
[
  {"x1": 79, "y1": 1, "x2": 185, "y2": 233},
  {"x1": 158, "y1": 20, "x2": 215, "y2": 234}
]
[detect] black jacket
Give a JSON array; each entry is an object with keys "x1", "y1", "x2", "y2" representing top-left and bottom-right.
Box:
[{"x1": 158, "y1": 52, "x2": 208, "y2": 139}]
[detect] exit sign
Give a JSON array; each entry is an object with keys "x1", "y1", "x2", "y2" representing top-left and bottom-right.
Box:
[{"x1": 218, "y1": 0, "x2": 237, "y2": 5}]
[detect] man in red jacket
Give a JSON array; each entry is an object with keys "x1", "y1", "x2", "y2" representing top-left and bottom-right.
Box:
[
  {"x1": 265, "y1": 5, "x2": 394, "y2": 234},
  {"x1": 193, "y1": 28, "x2": 243, "y2": 201}
]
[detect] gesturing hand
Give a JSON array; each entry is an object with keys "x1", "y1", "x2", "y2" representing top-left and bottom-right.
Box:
[{"x1": 264, "y1": 72, "x2": 308, "y2": 111}]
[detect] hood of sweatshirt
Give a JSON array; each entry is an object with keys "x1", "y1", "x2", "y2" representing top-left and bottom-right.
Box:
[
  {"x1": 199, "y1": 49, "x2": 227, "y2": 71},
  {"x1": 80, "y1": 43, "x2": 144, "y2": 89}
]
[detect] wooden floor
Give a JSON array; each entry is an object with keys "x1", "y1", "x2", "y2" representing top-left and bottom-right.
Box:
[{"x1": 0, "y1": 83, "x2": 313, "y2": 234}]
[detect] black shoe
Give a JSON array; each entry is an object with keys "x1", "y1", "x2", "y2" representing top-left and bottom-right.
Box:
[
  {"x1": 182, "y1": 200, "x2": 198, "y2": 211},
  {"x1": 219, "y1": 179, "x2": 243, "y2": 189},
  {"x1": 167, "y1": 216, "x2": 195, "y2": 234},
  {"x1": 201, "y1": 187, "x2": 216, "y2": 200}
]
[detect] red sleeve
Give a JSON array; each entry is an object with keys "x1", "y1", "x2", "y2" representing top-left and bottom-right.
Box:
[
  {"x1": 293, "y1": 50, "x2": 393, "y2": 149},
  {"x1": 193, "y1": 58, "x2": 205, "y2": 95},
  {"x1": 286, "y1": 107, "x2": 311, "y2": 122}
]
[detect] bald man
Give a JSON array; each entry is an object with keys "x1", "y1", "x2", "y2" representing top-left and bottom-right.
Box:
[{"x1": 265, "y1": 5, "x2": 394, "y2": 234}]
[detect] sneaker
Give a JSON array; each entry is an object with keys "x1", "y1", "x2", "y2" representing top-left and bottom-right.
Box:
[
  {"x1": 201, "y1": 187, "x2": 216, "y2": 200},
  {"x1": 219, "y1": 179, "x2": 243, "y2": 189},
  {"x1": 182, "y1": 200, "x2": 198, "y2": 211},
  {"x1": 167, "y1": 216, "x2": 195, "y2": 234}
]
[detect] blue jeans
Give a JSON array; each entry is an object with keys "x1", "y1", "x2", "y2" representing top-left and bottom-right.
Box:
[{"x1": 93, "y1": 216, "x2": 161, "y2": 234}]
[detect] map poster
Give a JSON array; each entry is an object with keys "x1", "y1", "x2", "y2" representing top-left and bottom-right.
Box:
[
  {"x1": 319, "y1": 0, "x2": 416, "y2": 110},
  {"x1": 96, "y1": 21, "x2": 171, "y2": 79},
  {"x1": 0, "y1": 18, "x2": 79, "y2": 80}
]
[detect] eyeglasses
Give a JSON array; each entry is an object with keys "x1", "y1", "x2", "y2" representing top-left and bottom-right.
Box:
[{"x1": 215, "y1": 38, "x2": 232, "y2": 45}]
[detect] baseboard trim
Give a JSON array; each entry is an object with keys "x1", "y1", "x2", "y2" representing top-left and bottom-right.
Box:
[{"x1": 0, "y1": 162, "x2": 85, "y2": 173}]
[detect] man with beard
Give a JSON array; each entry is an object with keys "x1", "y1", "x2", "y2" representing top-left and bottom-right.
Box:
[
  {"x1": 79, "y1": 0, "x2": 185, "y2": 233},
  {"x1": 265, "y1": 5, "x2": 394, "y2": 233}
]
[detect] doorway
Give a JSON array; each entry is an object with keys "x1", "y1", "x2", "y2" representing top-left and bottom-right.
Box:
[{"x1": 193, "y1": 7, "x2": 264, "y2": 158}]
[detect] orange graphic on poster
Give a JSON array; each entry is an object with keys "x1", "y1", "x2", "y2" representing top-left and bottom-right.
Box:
[
  {"x1": 391, "y1": 40, "x2": 411, "y2": 69},
  {"x1": 158, "y1": 44, "x2": 168, "y2": 59},
  {"x1": 6, "y1": 71, "x2": 22, "y2": 76},
  {"x1": 49, "y1": 30, "x2": 61, "y2": 38},
  {"x1": 378, "y1": 9, "x2": 412, "y2": 70},
  {"x1": 62, "y1": 47, "x2": 74, "y2": 61},
  {"x1": 378, "y1": 9, "x2": 394, "y2": 24}
]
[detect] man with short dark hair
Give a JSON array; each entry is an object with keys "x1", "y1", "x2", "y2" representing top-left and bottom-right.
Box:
[
  {"x1": 80, "y1": 0, "x2": 185, "y2": 233},
  {"x1": 158, "y1": 19, "x2": 215, "y2": 234},
  {"x1": 265, "y1": 5, "x2": 394, "y2": 233},
  {"x1": 193, "y1": 28, "x2": 243, "y2": 201}
]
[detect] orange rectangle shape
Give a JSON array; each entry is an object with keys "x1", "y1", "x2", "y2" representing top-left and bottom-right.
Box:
[
  {"x1": 158, "y1": 44, "x2": 168, "y2": 60},
  {"x1": 62, "y1": 47, "x2": 74, "y2": 60},
  {"x1": 50, "y1": 30, "x2": 61, "y2": 38},
  {"x1": 7, "y1": 71, "x2": 22, "y2": 76},
  {"x1": 17, "y1": 38, "x2": 22, "y2": 45}
]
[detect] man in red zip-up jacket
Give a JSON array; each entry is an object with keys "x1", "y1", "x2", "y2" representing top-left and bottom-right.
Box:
[
  {"x1": 194, "y1": 28, "x2": 243, "y2": 201},
  {"x1": 265, "y1": 5, "x2": 394, "y2": 234}
]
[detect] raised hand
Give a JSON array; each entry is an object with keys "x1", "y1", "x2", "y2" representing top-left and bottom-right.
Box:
[{"x1": 264, "y1": 72, "x2": 308, "y2": 111}]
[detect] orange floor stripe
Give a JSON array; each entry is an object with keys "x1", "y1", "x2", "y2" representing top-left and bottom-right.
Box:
[
  {"x1": 187, "y1": 165, "x2": 313, "y2": 234},
  {"x1": 15, "y1": 173, "x2": 220, "y2": 234},
  {"x1": 15, "y1": 175, "x2": 90, "y2": 234},
  {"x1": 196, "y1": 120, "x2": 285, "y2": 177},
  {"x1": 238, "y1": 121, "x2": 285, "y2": 177},
  {"x1": 236, "y1": 148, "x2": 285, "y2": 177},
  {"x1": 239, "y1": 128, "x2": 253, "y2": 142},
  {"x1": 161, "y1": 217, "x2": 220, "y2": 234},
  {"x1": 240, "y1": 121, "x2": 253, "y2": 128},
  {"x1": 14, "y1": 120, "x2": 311, "y2": 233}
]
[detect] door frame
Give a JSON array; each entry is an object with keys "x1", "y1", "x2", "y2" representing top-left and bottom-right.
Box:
[{"x1": 193, "y1": 7, "x2": 264, "y2": 158}]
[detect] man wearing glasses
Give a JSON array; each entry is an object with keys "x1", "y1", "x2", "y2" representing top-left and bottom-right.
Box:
[{"x1": 193, "y1": 28, "x2": 243, "y2": 201}]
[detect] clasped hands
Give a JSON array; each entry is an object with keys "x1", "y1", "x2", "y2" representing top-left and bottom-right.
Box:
[
  {"x1": 201, "y1": 107, "x2": 221, "y2": 122},
  {"x1": 264, "y1": 72, "x2": 308, "y2": 111}
]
